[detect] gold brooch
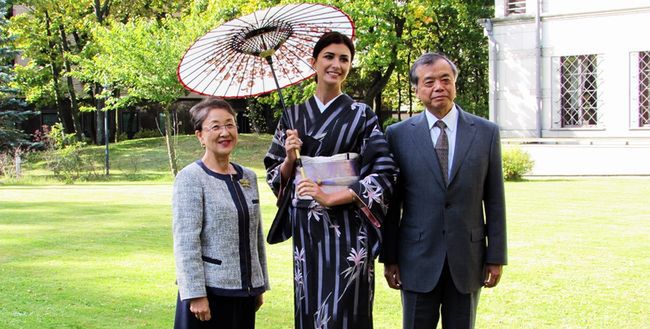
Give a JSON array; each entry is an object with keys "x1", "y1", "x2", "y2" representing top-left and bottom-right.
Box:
[{"x1": 239, "y1": 179, "x2": 250, "y2": 188}]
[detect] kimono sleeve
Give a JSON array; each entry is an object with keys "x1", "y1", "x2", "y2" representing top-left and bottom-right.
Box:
[{"x1": 348, "y1": 106, "x2": 398, "y2": 227}]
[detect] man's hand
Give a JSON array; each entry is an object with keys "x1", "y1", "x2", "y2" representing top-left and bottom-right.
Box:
[
  {"x1": 483, "y1": 264, "x2": 503, "y2": 288},
  {"x1": 384, "y1": 263, "x2": 402, "y2": 289}
]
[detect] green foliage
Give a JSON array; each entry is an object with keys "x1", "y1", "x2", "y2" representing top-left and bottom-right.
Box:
[
  {"x1": 1, "y1": 0, "x2": 37, "y2": 151},
  {"x1": 47, "y1": 122, "x2": 76, "y2": 149},
  {"x1": 502, "y1": 147, "x2": 534, "y2": 181},
  {"x1": 38, "y1": 122, "x2": 100, "y2": 183},
  {"x1": 245, "y1": 98, "x2": 277, "y2": 134},
  {"x1": 44, "y1": 141, "x2": 83, "y2": 183},
  {"x1": 313, "y1": 0, "x2": 492, "y2": 118},
  {"x1": 244, "y1": 81, "x2": 316, "y2": 133},
  {"x1": 382, "y1": 116, "x2": 400, "y2": 130},
  {"x1": 0, "y1": 147, "x2": 26, "y2": 178},
  {"x1": 133, "y1": 129, "x2": 162, "y2": 139}
]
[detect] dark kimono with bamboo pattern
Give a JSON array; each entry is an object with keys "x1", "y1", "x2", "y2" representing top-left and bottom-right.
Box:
[{"x1": 264, "y1": 94, "x2": 397, "y2": 329}]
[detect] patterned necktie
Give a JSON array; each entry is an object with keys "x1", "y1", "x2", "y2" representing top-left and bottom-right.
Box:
[{"x1": 434, "y1": 120, "x2": 449, "y2": 185}]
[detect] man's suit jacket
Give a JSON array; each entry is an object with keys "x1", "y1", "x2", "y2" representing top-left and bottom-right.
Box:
[{"x1": 381, "y1": 106, "x2": 507, "y2": 294}]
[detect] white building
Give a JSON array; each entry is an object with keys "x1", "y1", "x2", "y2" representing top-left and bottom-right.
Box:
[{"x1": 484, "y1": 0, "x2": 650, "y2": 175}]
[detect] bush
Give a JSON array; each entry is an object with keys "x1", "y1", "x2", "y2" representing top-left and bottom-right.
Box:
[
  {"x1": 502, "y1": 147, "x2": 534, "y2": 181},
  {"x1": 44, "y1": 143, "x2": 102, "y2": 183},
  {"x1": 133, "y1": 129, "x2": 161, "y2": 139},
  {"x1": 382, "y1": 117, "x2": 400, "y2": 130},
  {"x1": 48, "y1": 123, "x2": 77, "y2": 149},
  {"x1": 245, "y1": 99, "x2": 276, "y2": 134},
  {"x1": 0, "y1": 149, "x2": 20, "y2": 178},
  {"x1": 0, "y1": 152, "x2": 10, "y2": 177},
  {"x1": 39, "y1": 124, "x2": 100, "y2": 183}
]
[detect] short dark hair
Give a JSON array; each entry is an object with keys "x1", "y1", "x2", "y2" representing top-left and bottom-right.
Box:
[
  {"x1": 313, "y1": 31, "x2": 355, "y2": 62},
  {"x1": 409, "y1": 52, "x2": 459, "y2": 87},
  {"x1": 189, "y1": 98, "x2": 236, "y2": 131}
]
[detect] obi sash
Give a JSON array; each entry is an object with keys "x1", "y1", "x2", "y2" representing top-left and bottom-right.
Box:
[{"x1": 293, "y1": 152, "x2": 359, "y2": 200}]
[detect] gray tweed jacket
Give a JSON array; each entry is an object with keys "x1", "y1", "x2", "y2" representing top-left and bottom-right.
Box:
[{"x1": 172, "y1": 161, "x2": 270, "y2": 300}]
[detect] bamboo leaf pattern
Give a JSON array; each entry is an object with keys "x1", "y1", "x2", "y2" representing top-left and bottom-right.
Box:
[
  {"x1": 294, "y1": 247, "x2": 306, "y2": 310},
  {"x1": 307, "y1": 201, "x2": 324, "y2": 222},
  {"x1": 360, "y1": 175, "x2": 383, "y2": 210}
]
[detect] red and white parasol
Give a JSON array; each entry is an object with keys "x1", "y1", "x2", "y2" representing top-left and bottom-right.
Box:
[{"x1": 177, "y1": 3, "x2": 354, "y2": 101}]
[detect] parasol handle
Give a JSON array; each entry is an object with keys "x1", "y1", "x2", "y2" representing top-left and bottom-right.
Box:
[{"x1": 265, "y1": 55, "x2": 307, "y2": 180}]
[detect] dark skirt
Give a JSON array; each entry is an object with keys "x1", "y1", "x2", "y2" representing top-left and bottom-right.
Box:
[{"x1": 174, "y1": 292, "x2": 257, "y2": 329}]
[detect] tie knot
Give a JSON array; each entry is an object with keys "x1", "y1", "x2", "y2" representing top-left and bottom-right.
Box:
[{"x1": 435, "y1": 120, "x2": 447, "y2": 129}]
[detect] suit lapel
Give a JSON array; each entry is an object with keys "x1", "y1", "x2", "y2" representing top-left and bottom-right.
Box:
[
  {"x1": 409, "y1": 113, "x2": 447, "y2": 189},
  {"x1": 449, "y1": 108, "x2": 477, "y2": 185}
]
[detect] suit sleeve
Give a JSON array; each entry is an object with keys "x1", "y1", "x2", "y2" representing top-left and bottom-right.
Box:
[{"x1": 483, "y1": 125, "x2": 507, "y2": 265}]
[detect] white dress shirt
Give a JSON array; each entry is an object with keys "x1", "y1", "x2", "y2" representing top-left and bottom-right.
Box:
[{"x1": 425, "y1": 104, "x2": 459, "y2": 180}]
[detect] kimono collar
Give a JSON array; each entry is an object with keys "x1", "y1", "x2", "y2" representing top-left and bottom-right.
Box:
[{"x1": 314, "y1": 93, "x2": 344, "y2": 112}]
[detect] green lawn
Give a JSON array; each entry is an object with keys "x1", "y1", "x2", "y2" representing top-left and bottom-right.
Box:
[{"x1": 1, "y1": 135, "x2": 649, "y2": 328}]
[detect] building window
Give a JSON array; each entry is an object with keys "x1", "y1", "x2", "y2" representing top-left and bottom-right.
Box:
[
  {"x1": 556, "y1": 55, "x2": 601, "y2": 128},
  {"x1": 506, "y1": 0, "x2": 526, "y2": 16},
  {"x1": 638, "y1": 52, "x2": 650, "y2": 127}
]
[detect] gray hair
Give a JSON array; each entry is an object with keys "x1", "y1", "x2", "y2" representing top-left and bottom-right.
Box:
[
  {"x1": 409, "y1": 52, "x2": 459, "y2": 87},
  {"x1": 189, "y1": 97, "x2": 236, "y2": 131}
]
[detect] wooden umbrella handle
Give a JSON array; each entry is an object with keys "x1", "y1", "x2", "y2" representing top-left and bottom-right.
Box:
[{"x1": 295, "y1": 149, "x2": 307, "y2": 179}]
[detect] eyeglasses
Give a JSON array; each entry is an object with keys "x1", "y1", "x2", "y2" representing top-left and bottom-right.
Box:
[{"x1": 202, "y1": 123, "x2": 237, "y2": 132}]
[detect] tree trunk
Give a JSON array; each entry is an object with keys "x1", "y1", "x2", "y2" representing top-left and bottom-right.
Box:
[
  {"x1": 397, "y1": 70, "x2": 402, "y2": 121},
  {"x1": 362, "y1": 14, "x2": 404, "y2": 125},
  {"x1": 363, "y1": 65, "x2": 396, "y2": 124},
  {"x1": 44, "y1": 11, "x2": 72, "y2": 133},
  {"x1": 92, "y1": 0, "x2": 109, "y2": 144},
  {"x1": 163, "y1": 105, "x2": 178, "y2": 176},
  {"x1": 58, "y1": 23, "x2": 82, "y2": 140},
  {"x1": 408, "y1": 50, "x2": 413, "y2": 117}
]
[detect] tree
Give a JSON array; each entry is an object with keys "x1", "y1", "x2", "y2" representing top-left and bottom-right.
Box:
[
  {"x1": 87, "y1": 15, "x2": 208, "y2": 176},
  {"x1": 8, "y1": 1, "x2": 93, "y2": 138},
  {"x1": 0, "y1": 0, "x2": 37, "y2": 151},
  {"x1": 8, "y1": 0, "x2": 193, "y2": 143}
]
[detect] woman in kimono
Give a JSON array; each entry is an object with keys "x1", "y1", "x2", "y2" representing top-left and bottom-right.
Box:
[{"x1": 264, "y1": 32, "x2": 397, "y2": 329}]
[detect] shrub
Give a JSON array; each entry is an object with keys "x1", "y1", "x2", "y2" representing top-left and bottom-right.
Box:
[
  {"x1": 245, "y1": 99, "x2": 276, "y2": 134},
  {"x1": 1, "y1": 146, "x2": 32, "y2": 180},
  {"x1": 502, "y1": 147, "x2": 534, "y2": 181},
  {"x1": 39, "y1": 124, "x2": 100, "y2": 183},
  {"x1": 48, "y1": 123, "x2": 77, "y2": 149},
  {"x1": 133, "y1": 129, "x2": 161, "y2": 139},
  {"x1": 382, "y1": 117, "x2": 400, "y2": 130},
  {"x1": 116, "y1": 132, "x2": 129, "y2": 142},
  {"x1": 0, "y1": 150, "x2": 15, "y2": 178}
]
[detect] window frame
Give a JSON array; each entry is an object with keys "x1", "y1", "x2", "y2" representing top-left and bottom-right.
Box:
[
  {"x1": 551, "y1": 54, "x2": 604, "y2": 129},
  {"x1": 631, "y1": 51, "x2": 650, "y2": 129}
]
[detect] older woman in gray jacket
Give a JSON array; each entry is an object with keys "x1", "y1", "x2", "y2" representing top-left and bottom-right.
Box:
[{"x1": 173, "y1": 98, "x2": 269, "y2": 329}]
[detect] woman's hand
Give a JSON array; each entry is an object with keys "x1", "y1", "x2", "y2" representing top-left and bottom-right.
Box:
[
  {"x1": 189, "y1": 296, "x2": 211, "y2": 321},
  {"x1": 296, "y1": 178, "x2": 330, "y2": 206},
  {"x1": 255, "y1": 294, "x2": 264, "y2": 311},
  {"x1": 283, "y1": 129, "x2": 302, "y2": 163}
]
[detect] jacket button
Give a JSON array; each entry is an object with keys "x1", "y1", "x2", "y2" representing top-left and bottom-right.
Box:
[{"x1": 445, "y1": 203, "x2": 451, "y2": 209}]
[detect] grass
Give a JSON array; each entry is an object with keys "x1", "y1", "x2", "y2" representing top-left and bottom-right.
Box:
[
  {"x1": 1, "y1": 135, "x2": 649, "y2": 328},
  {"x1": 8, "y1": 134, "x2": 273, "y2": 183}
]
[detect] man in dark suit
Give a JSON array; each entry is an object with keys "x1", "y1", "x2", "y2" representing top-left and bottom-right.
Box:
[{"x1": 380, "y1": 52, "x2": 507, "y2": 329}]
